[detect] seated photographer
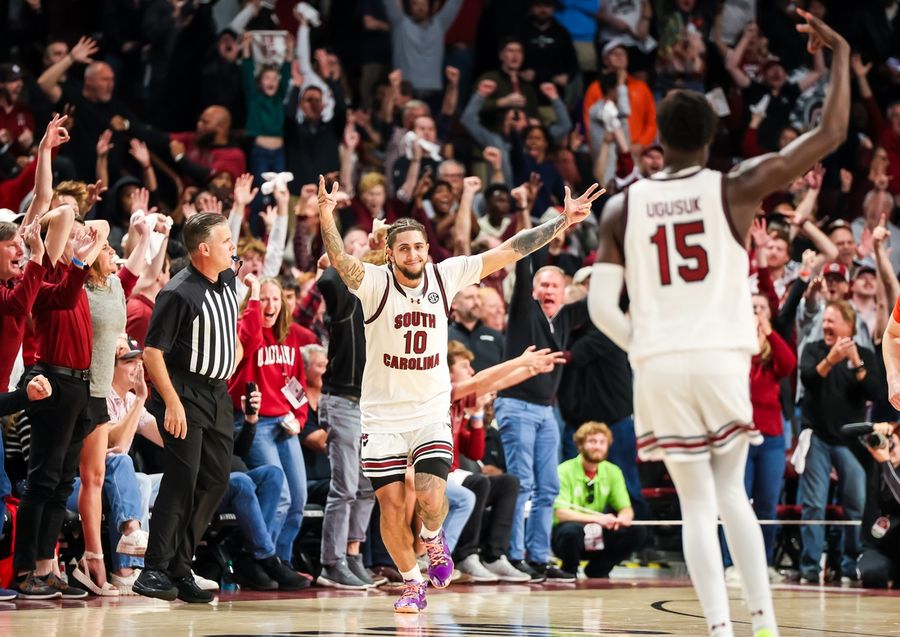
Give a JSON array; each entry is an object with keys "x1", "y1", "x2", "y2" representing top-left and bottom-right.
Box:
[{"x1": 859, "y1": 422, "x2": 900, "y2": 588}]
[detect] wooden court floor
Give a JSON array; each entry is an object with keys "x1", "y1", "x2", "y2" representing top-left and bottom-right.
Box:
[{"x1": 1, "y1": 579, "x2": 897, "y2": 636}]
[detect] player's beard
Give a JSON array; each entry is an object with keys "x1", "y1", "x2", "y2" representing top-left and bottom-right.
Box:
[{"x1": 394, "y1": 261, "x2": 424, "y2": 282}]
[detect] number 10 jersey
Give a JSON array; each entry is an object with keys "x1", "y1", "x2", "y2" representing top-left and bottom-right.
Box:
[
  {"x1": 623, "y1": 167, "x2": 758, "y2": 364},
  {"x1": 350, "y1": 255, "x2": 483, "y2": 433}
]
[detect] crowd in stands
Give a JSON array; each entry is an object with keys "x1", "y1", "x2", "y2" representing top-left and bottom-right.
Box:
[{"x1": 1, "y1": 0, "x2": 900, "y2": 598}]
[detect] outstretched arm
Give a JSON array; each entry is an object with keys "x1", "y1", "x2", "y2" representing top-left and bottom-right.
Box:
[
  {"x1": 318, "y1": 176, "x2": 366, "y2": 290},
  {"x1": 725, "y1": 9, "x2": 850, "y2": 240},
  {"x1": 479, "y1": 184, "x2": 603, "y2": 278}
]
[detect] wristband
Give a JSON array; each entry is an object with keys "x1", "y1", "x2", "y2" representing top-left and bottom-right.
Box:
[
  {"x1": 72, "y1": 256, "x2": 86, "y2": 269},
  {"x1": 470, "y1": 411, "x2": 484, "y2": 419}
]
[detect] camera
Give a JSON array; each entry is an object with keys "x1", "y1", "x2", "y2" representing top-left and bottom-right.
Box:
[
  {"x1": 245, "y1": 381, "x2": 258, "y2": 416},
  {"x1": 862, "y1": 432, "x2": 888, "y2": 449}
]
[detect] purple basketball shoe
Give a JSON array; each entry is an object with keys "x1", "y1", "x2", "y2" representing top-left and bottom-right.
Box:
[
  {"x1": 422, "y1": 530, "x2": 454, "y2": 588},
  {"x1": 393, "y1": 579, "x2": 427, "y2": 613}
]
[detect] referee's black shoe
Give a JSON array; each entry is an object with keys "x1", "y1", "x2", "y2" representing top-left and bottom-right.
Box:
[
  {"x1": 174, "y1": 575, "x2": 215, "y2": 603},
  {"x1": 133, "y1": 568, "x2": 178, "y2": 601}
]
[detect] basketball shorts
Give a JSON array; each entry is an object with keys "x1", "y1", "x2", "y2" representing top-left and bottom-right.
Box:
[
  {"x1": 632, "y1": 349, "x2": 762, "y2": 463},
  {"x1": 361, "y1": 421, "x2": 454, "y2": 490}
]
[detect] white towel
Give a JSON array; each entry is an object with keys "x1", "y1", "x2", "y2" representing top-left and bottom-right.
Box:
[{"x1": 791, "y1": 428, "x2": 813, "y2": 474}]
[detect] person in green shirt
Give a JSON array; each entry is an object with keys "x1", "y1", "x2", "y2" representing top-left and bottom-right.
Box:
[{"x1": 552, "y1": 421, "x2": 644, "y2": 578}]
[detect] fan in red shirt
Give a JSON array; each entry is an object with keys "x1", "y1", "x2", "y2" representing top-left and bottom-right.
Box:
[
  {"x1": 446, "y1": 340, "x2": 566, "y2": 582},
  {"x1": 726, "y1": 295, "x2": 796, "y2": 578},
  {"x1": 228, "y1": 275, "x2": 311, "y2": 563}
]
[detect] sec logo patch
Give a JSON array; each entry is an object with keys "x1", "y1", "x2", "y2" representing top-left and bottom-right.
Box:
[{"x1": 427, "y1": 292, "x2": 439, "y2": 304}]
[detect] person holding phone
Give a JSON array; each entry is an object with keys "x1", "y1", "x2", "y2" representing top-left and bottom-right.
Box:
[{"x1": 227, "y1": 274, "x2": 311, "y2": 573}]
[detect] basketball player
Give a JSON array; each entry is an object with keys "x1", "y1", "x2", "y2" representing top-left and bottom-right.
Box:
[
  {"x1": 588, "y1": 10, "x2": 848, "y2": 637},
  {"x1": 317, "y1": 175, "x2": 602, "y2": 612}
]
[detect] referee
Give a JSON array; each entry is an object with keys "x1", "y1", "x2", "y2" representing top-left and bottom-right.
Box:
[{"x1": 133, "y1": 213, "x2": 239, "y2": 603}]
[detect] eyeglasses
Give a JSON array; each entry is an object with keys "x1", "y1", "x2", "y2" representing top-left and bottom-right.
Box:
[{"x1": 585, "y1": 478, "x2": 595, "y2": 504}]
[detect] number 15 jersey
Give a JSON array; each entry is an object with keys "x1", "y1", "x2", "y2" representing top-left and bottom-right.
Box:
[
  {"x1": 350, "y1": 255, "x2": 483, "y2": 434},
  {"x1": 623, "y1": 167, "x2": 758, "y2": 364}
]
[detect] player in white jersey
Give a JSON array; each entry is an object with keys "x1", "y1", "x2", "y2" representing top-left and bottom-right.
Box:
[
  {"x1": 588, "y1": 10, "x2": 850, "y2": 637},
  {"x1": 317, "y1": 175, "x2": 602, "y2": 612}
]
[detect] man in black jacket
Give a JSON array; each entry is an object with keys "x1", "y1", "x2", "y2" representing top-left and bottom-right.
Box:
[
  {"x1": 314, "y1": 264, "x2": 376, "y2": 589},
  {"x1": 449, "y1": 284, "x2": 504, "y2": 372},
  {"x1": 494, "y1": 257, "x2": 587, "y2": 582},
  {"x1": 798, "y1": 300, "x2": 882, "y2": 583},
  {"x1": 285, "y1": 82, "x2": 346, "y2": 193}
]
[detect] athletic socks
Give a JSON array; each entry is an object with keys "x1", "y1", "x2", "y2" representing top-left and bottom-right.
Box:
[
  {"x1": 419, "y1": 525, "x2": 442, "y2": 542},
  {"x1": 400, "y1": 566, "x2": 424, "y2": 583}
]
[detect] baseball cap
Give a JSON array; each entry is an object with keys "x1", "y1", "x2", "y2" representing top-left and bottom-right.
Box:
[
  {"x1": 853, "y1": 261, "x2": 876, "y2": 277},
  {"x1": 0, "y1": 63, "x2": 23, "y2": 83},
  {"x1": 601, "y1": 38, "x2": 628, "y2": 58},
  {"x1": 573, "y1": 266, "x2": 592, "y2": 285},
  {"x1": 822, "y1": 262, "x2": 849, "y2": 282},
  {"x1": 116, "y1": 337, "x2": 143, "y2": 361},
  {"x1": 0, "y1": 208, "x2": 24, "y2": 224}
]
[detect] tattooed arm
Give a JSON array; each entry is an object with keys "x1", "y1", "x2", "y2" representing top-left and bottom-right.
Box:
[
  {"x1": 317, "y1": 175, "x2": 366, "y2": 290},
  {"x1": 479, "y1": 183, "x2": 604, "y2": 278}
]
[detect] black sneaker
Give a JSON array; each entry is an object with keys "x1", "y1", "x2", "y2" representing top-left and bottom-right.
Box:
[
  {"x1": 530, "y1": 561, "x2": 576, "y2": 583},
  {"x1": 173, "y1": 575, "x2": 215, "y2": 603},
  {"x1": 44, "y1": 572, "x2": 89, "y2": 599},
  {"x1": 14, "y1": 572, "x2": 61, "y2": 600},
  {"x1": 133, "y1": 568, "x2": 178, "y2": 601},
  {"x1": 259, "y1": 556, "x2": 309, "y2": 591},
  {"x1": 509, "y1": 559, "x2": 545, "y2": 583},
  {"x1": 234, "y1": 554, "x2": 278, "y2": 591}
]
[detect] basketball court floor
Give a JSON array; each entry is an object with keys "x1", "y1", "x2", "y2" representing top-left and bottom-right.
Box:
[{"x1": 2, "y1": 579, "x2": 897, "y2": 637}]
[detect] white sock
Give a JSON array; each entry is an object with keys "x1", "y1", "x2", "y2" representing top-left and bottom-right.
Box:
[
  {"x1": 400, "y1": 565, "x2": 424, "y2": 582},
  {"x1": 419, "y1": 525, "x2": 441, "y2": 541},
  {"x1": 712, "y1": 443, "x2": 779, "y2": 637},
  {"x1": 665, "y1": 458, "x2": 733, "y2": 636}
]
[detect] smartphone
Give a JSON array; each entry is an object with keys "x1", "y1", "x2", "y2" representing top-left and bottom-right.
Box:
[{"x1": 245, "y1": 381, "x2": 258, "y2": 416}]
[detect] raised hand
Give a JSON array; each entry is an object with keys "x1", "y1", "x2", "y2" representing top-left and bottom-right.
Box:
[
  {"x1": 850, "y1": 53, "x2": 871, "y2": 77},
  {"x1": 233, "y1": 173, "x2": 259, "y2": 209},
  {"x1": 873, "y1": 214, "x2": 890, "y2": 249},
  {"x1": 130, "y1": 213, "x2": 150, "y2": 238},
  {"x1": 196, "y1": 192, "x2": 223, "y2": 215},
  {"x1": 445, "y1": 66, "x2": 460, "y2": 85},
  {"x1": 73, "y1": 226, "x2": 99, "y2": 263},
  {"x1": 795, "y1": 7, "x2": 848, "y2": 53},
  {"x1": 343, "y1": 122, "x2": 360, "y2": 151},
  {"x1": 539, "y1": 82, "x2": 559, "y2": 101},
  {"x1": 750, "y1": 217, "x2": 770, "y2": 249},
  {"x1": 243, "y1": 272, "x2": 261, "y2": 299},
  {"x1": 70, "y1": 36, "x2": 99, "y2": 64},
  {"x1": 129, "y1": 138, "x2": 151, "y2": 169},
  {"x1": 85, "y1": 179, "x2": 107, "y2": 209},
  {"x1": 131, "y1": 186, "x2": 150, "y2": 214},
  {"x1": 96, "y1": 129, "x2": 114, "y2": 157},
  {"x1": 563, "y1": 183, "x2": 605, "y2": 227},
  {"x1": 317, "y1": 174, "x2": 340, "y2": 216},
  {"x1": 388, "y1": 69, "x2": 403, "y2": 88},
  {"x1": 462, "y1": 176, "x2": 482, "y2": 194},
  {"x1": 482, "y1": 146, "x2": 502, "y2": 169},
  {"x1": 259, "y1": 205, "x2": 277, "y2": 232},
  {"x1": 477, "y1": 79, "x2": 497, "y2": 97},
  {"x1": 40, "y1": 113, "x2": 71, "y2": 150},
  {"x1": 21, "y1": 221, "x2": 44, "y2": 261},
  {"x1": 134, "y1": 365, "x2": 148, "y2": 402}
]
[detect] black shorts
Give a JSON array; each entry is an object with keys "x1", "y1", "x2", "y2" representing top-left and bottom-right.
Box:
[{"x1": 86, "y1": 396, "x2": 111, "y2": 430}]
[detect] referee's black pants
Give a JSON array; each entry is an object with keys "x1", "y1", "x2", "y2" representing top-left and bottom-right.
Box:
[
  {"x1": 145, "y1": 375, "x2": 233, "y2": 579},
  {"x1": 13, "y1": 371, "x2": 90, "y2": 572}
]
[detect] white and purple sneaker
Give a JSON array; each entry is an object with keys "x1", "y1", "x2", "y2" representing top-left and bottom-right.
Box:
[
  {"x1": 422, "y1": 530, "x2": 454, "y2": 588},
  {"x1": 393, "y1": 579, "x2": 428, "y2": 613}
]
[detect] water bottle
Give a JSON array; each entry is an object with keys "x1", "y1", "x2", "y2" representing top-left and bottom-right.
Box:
[{"x1": 220, "y1": 559, "x2": 240, "y2": 592}]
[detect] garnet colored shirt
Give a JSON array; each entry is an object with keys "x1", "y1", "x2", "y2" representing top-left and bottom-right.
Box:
[
  {"x1": 0, "y1": 260, "x2": 45, "y2": 390},
  {"x1": 32, "y1": 260, "x2": 93, "y2": 370},
  {"x1": 450, "y1": 390, "x2": 484, "y2": 471},
  {"x1": 126, "y1": 294, "x2": 155, "y2": 347},
  {"x1": 229, "y1": 300, "x2": 309, "y2": 425}
]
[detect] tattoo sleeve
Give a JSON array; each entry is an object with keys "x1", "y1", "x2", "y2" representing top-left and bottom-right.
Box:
[
  {"x1": 321, "y1": 216, "x2": 365, "y2": 289},
  {"x1": 510, "y1": 214, "x2": 568, "y2": 256}
]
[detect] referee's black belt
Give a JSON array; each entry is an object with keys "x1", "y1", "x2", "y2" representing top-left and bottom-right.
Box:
[
  {"x1": 33, "y1": 363, "x2": 90, "y2": 382},
  {"x1": 170, "y1": 368, "x2": 227, "y2": 389}
]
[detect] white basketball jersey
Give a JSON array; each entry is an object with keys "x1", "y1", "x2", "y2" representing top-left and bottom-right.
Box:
[
  {"x1": 351, "y1": 255, "x2": 483, "y2": 433},
  {"x1": 623, "y1": 167, "x2": 758, "y2": 364}
]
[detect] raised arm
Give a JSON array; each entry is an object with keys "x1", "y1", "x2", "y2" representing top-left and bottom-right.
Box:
[
  {"x1": 725, "y1": 9, "x2": 850, "y2": 240},
  {"x1": 37, "y1": 36, "x2": 98, "y2": 104},
  {"x1": 262, "y1": 184, "x2": 290, "y2": 277},
  {"x1": 479, "y1": 184, "x2": 603, "y2": 278},
  {"x1": 22, "y1": 114, "x2": 70, "y2": 227},
  {"x1": 318, "y1": 175, "x2": 366, "y2": 290},
  {"x1": 453, "y1": 176, "x2": 480, "y2": 256},
  {"x1": 451, "y1": 346, "x2": 567, "y2": 400}
]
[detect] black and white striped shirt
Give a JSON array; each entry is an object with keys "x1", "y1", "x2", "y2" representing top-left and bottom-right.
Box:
[{"x1": 145, "y1": 264, "x2": 239, "y2": 380}]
